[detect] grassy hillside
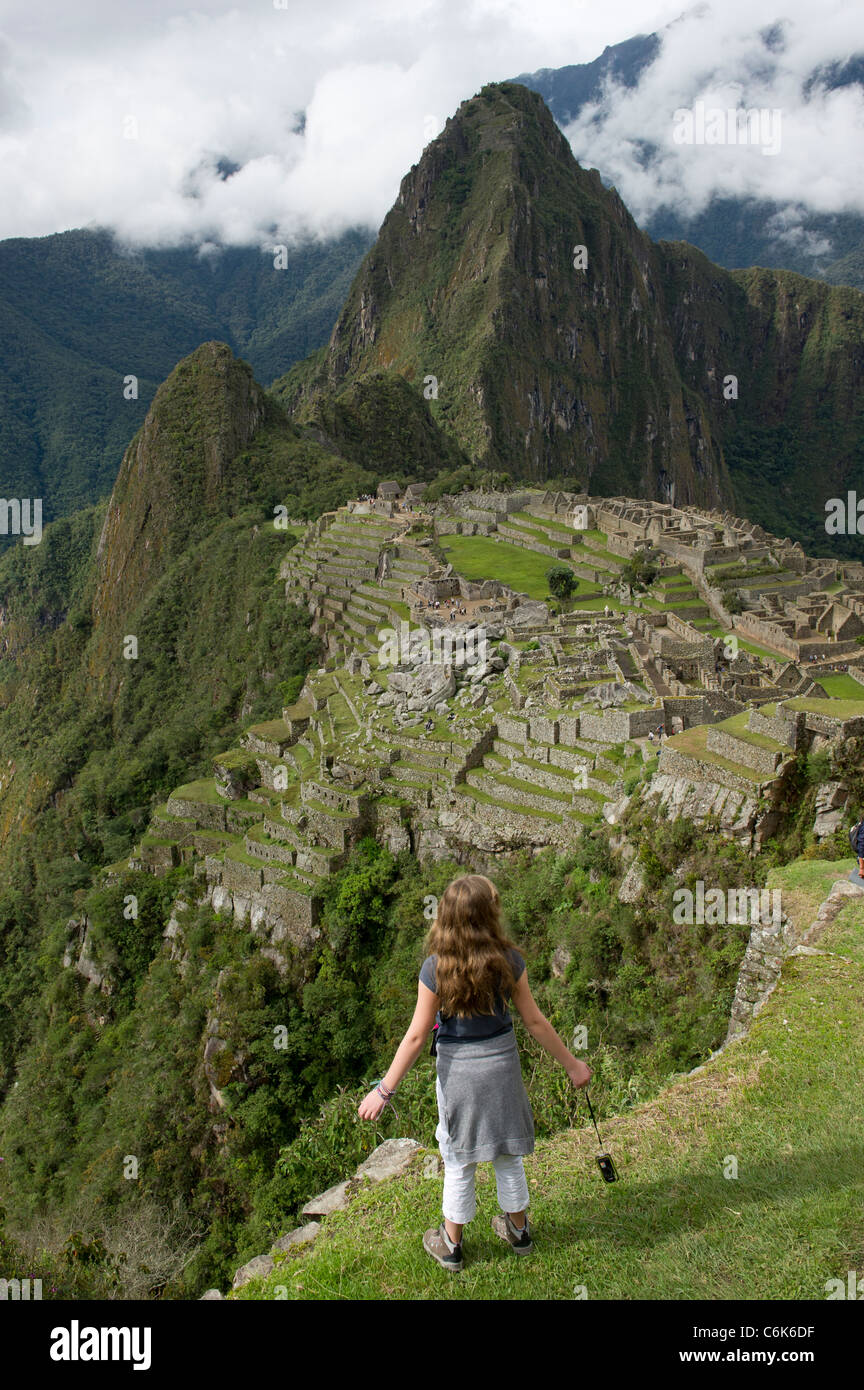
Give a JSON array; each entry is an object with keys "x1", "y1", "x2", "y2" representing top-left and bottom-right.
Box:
[
  {"x1": 0, "y1": 226, "x2": 372, "y2": 522},
  {"x1": 235, "y1": 857, "x2": 864, "y2": 1301}
]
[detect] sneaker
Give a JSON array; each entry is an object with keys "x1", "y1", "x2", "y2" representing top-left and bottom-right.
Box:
[
  {"x1": 423, "y1": 1223, "x2": 463, "y2": 1272},
  {"x1": 491, "y1": 1213, "x2": 533, "y2": 1255}
]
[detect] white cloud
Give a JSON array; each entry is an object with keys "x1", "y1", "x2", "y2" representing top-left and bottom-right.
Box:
[
  {"x1": 561, "y1": 0, "x2": 864, "y2": 223},
  {"x1": 0, "y1": 0, "x2": 860, "y2": 248}
]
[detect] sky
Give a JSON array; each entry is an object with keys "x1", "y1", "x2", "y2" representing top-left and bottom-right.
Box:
[{"x1": 0, "y1": 0, "x2": 861, "y2": 250}]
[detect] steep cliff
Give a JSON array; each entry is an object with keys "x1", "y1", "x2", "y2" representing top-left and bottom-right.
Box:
[
  {"x1": 281, "y1": 83, "x2": 727, "y2": 505},
  {"x1": 87, "y1": 342, "x2": 268, "y2": 688},
  {"x1": 279, "y1": 82, "x2": 864, "y2": 550}
]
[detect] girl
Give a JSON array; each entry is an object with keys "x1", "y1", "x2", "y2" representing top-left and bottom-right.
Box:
[{"x1": 358, "y1": 873, "x2": 592, "y2": 1271}]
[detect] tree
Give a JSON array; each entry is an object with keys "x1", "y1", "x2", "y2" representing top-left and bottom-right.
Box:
[
  {"x1": 547, "y1": 565, "x2": 577, "y2": 598},
  {"x1": 725, "y1": 590, "x2": 744, "y2": 615},
  {"x1": 620, "y1": 550, "x2": 657, "y2": 590}
]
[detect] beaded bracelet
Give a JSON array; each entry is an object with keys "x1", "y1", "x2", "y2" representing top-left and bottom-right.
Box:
[{"x1": 375, "y1": 1082, "x2": 399, "y2": 1119}]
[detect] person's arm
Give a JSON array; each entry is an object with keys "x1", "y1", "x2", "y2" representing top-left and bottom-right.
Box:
[
  {"x1": 510, "y1": 969, "x2": 592, "y2": 1088},
  {"x1": 357, "y1": 981, "x2": 439, "y2": 1120}
]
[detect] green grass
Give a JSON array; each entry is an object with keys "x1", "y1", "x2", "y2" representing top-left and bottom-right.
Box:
[
  {"x1": 476, "y1": 770, "x2": 572, "y2": 803},
  {"x1": 785, "y1": 697, "x2": 864, "y2": 719},
  {"x1": 663, "y1": 726, "x2": 763, "y2": 781},
  {"x1": 695, "y1": 620, "x2": 780, "y2": 661},
  {"x1": 820, "y1": 897, "x2": 864, "y2": 966},
  {"x1": 764, "y1": 858, "x2": 850, "y2": 931},
  {"x1": 234, "y1": 863, "x2": 864, "y2": 1300},
  {"x1": 717, "y1": 710, "x2": 787, "y2": 751},
  {"x1": 572, "y1": 596, "x2": 623, "y2": 612},
  {"x1": 225, "y1": 842, "x2": 269, "y2": 869},
  {"x1": 504, "y1": 514, "x2": 563, "y2": 544},
  {"x1": 246, "y1": 718, "x2": 294, "y2": 742},
  {"x1": 697, "y1": 623, "x2": 779, "y2": 660},
  {"x1": 453, "y1": 784, "x2": 562, "y2": 822},
  {"x1": 439, "y1": 535, "x2": 563, "y2": 600},
  {"x1": 512, "y1": 511, "x2": 583, "y2": 539},
  {"x1": 818, "y1": 674, "x2": 864, "y2": 699},
  {"x1": 170, "y1": 778, "x2": 224, "y2": 805},
  {"x1": 573, "y1": 532, "x2": 625, "y2": 566},
  {"x1": 282, "y1": 699, "x2": 314, "y2": 722}
]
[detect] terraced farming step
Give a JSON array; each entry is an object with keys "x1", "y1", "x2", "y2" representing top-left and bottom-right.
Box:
[{"x1": 466, "y1": 767, "x2": 576, "y2": 815}]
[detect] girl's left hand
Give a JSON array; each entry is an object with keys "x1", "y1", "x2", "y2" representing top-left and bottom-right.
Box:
[{"x1": 357, "y1": 1087, "x2": 388, "y2": 1121}]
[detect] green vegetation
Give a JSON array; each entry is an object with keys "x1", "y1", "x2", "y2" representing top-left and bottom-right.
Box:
[
  {"x1": 0, "y1": 226, "x2": 372, "y2": 525},
  {"x1": 785, "y1": 697, "x2": 864, "y2": 718},
  {"x1": 546, "y1": 564, "x2": 578, "y2": 598},
  {"x1": 818, "y1": 674, "x2": 864, "y2": 699},
  {"x1": 237, "y1": 932, "x2": 864, "y2": 1300},
  {"x1": 439, "y1": 536, "x2": 556, "y2": 598},
  {"x1": 620, "y1": 549, "x2": 658, "y2": 591},
  {"x1": 1, "y1": 787, "x2": 790, "y2": 1298},
  {"x1": 3, "y1": 73, "x2": 864, "y2": 1307}
]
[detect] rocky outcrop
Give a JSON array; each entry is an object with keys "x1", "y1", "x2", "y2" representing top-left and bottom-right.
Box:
[
  {"x1": 646, "y1": 771, "x2": 764, "y2": 847},
  {"x1": 725, "y1": 878, "x2": 864, "y2": 1044},
  {"x1": 617, "y1": 859, "x2": 646, "y2": 904},
  {"x1": 224, "y1": 1138, "x2": 424, "y2": 1296},
  {"x1": 279, "y1": 82, "x2": 864, "y2": 535},
  {"x1": 62, "y1": 915, "x2": 111, "y2": 995},
  {"x1": 812, "y1": 782, "x2": 849, "y2": 840},
  {"x1": 386, "y1": 662, "x2": 457, "y2": 714}
]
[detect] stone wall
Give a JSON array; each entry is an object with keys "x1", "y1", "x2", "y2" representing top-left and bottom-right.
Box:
[
  {"x1": 580, "y1": 709, "x2": 657, "y2": 741},
  {"x1": 167, "y1": 794, "x2": 226, "y2": 830},
  {"x1": 661, "y1": 693, "x2": 741, "y2": 725},
  {"x1": 498, "y1": 715, "x2": 530, "y2": 745},
  {"x1": 602, "y1": 530, "x2": 634, "y2": 558},
  {"x1": 738, "y1": 572, "x2": 823, "y2": 605},
  {"x1": 453, "y1": 723, "x2": 498, "y2": 784},
  {"x1": 706, "y1": 726, "x2": 784, "y2": 776},
  {"x1": 657, "y1": 744, "x2": 763, "y2": 796},
  {"x1": 731, "y1": 612, "x2": 857, "y2": 661},
  {"x1": 558, "y1": 713, "x2": 581, "y2": 744},
  {"x1": 301, "y1": 780, "x2": 367, "y2": 817},
  {"x1": 778, "y1": 702, "x2": 864, "y2": 739},
  {"x1": 448, "y1": 489, "x2": 532, "y2": 517},
  {"x1": 653, "y1": 616, "x2": 713, "y2": 663},
  {"x1": 496, "y1": 524, "x2": 570, "y2": 559},
  {"x1": 528, "y1": 713, "x2": 559, "y2": 743},
  {"x1": 748, "y1": 707, "x2": 802, "y2": 748}
]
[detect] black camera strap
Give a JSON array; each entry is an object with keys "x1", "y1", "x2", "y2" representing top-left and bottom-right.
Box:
[{"x1": 583, "y1": 1089, "x2": 606, "y2": 1150}]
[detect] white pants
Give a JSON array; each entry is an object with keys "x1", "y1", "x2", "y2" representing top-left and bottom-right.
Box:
[{"x1": 441, "y1": 1152, "x2": 530, "y2": 1225}]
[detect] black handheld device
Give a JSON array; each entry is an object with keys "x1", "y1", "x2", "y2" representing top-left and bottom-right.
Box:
[{"x1": 584, "y1": 1090, "x2": 619, "y2": 1182}]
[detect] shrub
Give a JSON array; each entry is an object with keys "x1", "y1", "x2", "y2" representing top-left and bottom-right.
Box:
[{"x1": 547, "y1": 565, "x2": 577, "y2": 598}]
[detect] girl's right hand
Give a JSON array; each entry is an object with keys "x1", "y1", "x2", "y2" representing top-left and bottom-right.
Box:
[
  {"x1": 357, "y1": 1087, "x2": 388, "y2": 1121},
  {"x1": 567, "y1": 1059, "x2": 592, "y2": 1089}
]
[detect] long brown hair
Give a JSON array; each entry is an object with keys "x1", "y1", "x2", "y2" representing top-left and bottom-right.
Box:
[{"x1": 425, "y1": 874, "x2": 517, "y2": 1017}]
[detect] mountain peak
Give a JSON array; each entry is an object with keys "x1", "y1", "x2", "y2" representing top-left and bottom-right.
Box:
[
  {"x1": 282, "y1": 81, "x2": 864, "y2": 549},
  {"x1": 297, "y1": 81, "x2": 719, "y2": 502},
  {"x1": 89, "y1": 341, "x2": 267, "y2": 684}
]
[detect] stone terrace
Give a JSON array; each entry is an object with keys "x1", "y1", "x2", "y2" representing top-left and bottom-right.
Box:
[{"x1": 120, "y1": 491, "x2": 864, "y2": 944}]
